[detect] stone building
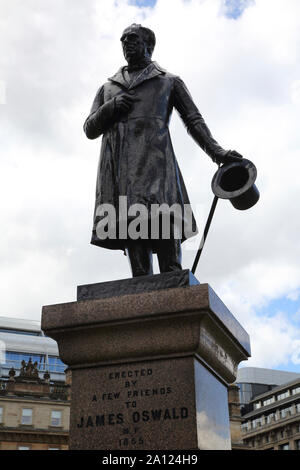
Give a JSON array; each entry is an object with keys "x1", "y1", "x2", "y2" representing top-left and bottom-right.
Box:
[
  {"x1": 0, "y1": 360, "x2": 70, "y2": 450},
  {"x1": 228, "y1": 384, "x2": 251, "y2": 450},
  {"x1": 241, "y1": 377, "x2": 300, "y2": 450},
  {"x1": 236, "y1": 367, "x2": 300, "y2": 415}
]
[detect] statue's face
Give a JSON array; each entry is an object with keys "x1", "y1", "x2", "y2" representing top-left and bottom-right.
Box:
[{"x1": 120, "y1": 28, "x2": 146, "y2": 64}]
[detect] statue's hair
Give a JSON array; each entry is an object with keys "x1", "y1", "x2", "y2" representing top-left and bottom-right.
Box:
[{"x1": 122, "y1": 23, "x2": 156, "y2": 55}]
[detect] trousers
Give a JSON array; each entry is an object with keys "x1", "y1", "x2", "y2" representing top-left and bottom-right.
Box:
[{"x1": 125, "y1": 239, "x2": 182, "y2": 277}]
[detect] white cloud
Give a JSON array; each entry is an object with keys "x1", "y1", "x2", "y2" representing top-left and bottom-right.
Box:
[
  {"x1": 1, "y1": 0, "x2": 300, "y2": 371},
  {"x1": 244, "y1": 311, "x2": 300, "y2": 369}
]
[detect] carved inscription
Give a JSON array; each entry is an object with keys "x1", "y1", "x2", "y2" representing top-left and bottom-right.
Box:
[{"x1": 76, "y1": 366, "x2": 190, "y2": 448}]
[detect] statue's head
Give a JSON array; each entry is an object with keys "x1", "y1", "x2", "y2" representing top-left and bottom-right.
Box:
[{"x1": 120, "y1": 23, "x2": 156, "y2": 64}]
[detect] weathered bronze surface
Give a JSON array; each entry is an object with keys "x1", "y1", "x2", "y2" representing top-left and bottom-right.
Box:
[
  {"x1": 77, "y1": 269, "x2": 199, "y2": 301},
  {"x1": 84, "y1": 24, "x2": 243, "y2": 276}
]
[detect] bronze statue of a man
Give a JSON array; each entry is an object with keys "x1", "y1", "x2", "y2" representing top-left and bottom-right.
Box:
[{"x1": 84, "y1": 24, "x2": 242, "y2": 277}]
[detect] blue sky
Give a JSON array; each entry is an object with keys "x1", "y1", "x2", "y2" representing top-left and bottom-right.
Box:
[
  {"x1": 1, "y1": 0, "x2": 300, "y2": 375},
  {"x1": 223, "y1": 0, "x2": 254, "y2": 18},
  {"x1": 131, "y1": 0, "x2": 254, "y2": 19},
  {"x1": 255, "y1": 295, "x2": 300, "y2": 373},
  {"x1": 130, "y1": 0, "x2": 157, "y2": 7}
]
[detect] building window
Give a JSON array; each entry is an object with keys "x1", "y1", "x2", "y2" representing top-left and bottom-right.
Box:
[
  {"x1": 277, "y1": 391, "x2": 290, "y2": 401},
  {"x1": 280, "y1": 407, "x2": 292, "y2": 419},
  {"x1": 4, "y1": 352, "x2": 66, "y2": 374},
  {"x1": 266, "y1": 412, "x2": 276, "y2": 424},
  {"x1": 279, "y1": 443, "x2": 289, "y2": 450},
  {"x1": 292, "y1": 387, "x2": 300, "y2": 396},
  {"x1": 254, "y1": 402, "x2": 261, "y2": 409},
  {"x1": 0, "y1": 407, "x2": 3, "y2": 424},
  {"x1": 47, "y1": 356, "x2": 66, "y2": 373},
  {"x1": 296, "y1": 404, "x2": 300, "y2": 414},
  {"x1": 5, "y1": 352, "x2": 45, "y2": 371},
  {"x1": 263, "y1": 396, "x2": 275, "y2": 406},
  {"x1": 241, "y1": 422, "x2": 249, "y2": 432},
  {"x1": 18, "y1": 446, "x2": 30, "y2": 450},
  {"x1": 295, "y1": 440, "x2": 300, "y2": 450},
  {"x1": 48, "y1": 447, "x2": 60, "y2": 450},
  {"x1": 252, "y1": 417, "x2": 263, "y2": 429},
  {"x1": 51, "y1": 410, "x2": 62, "y2": 427},
  {"x1": 21, "y1": 409, "x2": 32, "y2": 425}
]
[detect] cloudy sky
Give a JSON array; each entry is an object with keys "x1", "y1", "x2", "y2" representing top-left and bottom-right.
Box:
[{"x1": 1, "y1": 0, "x2": 300, "y2": 373}]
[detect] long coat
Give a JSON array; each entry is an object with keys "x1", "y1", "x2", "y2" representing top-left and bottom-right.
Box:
[{"x1": 84, "y1": 61, "x2": 227, "y2": 251}]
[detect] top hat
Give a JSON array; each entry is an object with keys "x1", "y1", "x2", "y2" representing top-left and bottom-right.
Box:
[{"x1": 211, "y1": 158, "x2": 259, "y2": 210}]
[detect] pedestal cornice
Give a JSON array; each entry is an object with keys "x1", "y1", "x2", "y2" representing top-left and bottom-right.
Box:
[{"x1": 42, "y1": 283, "x2": 250, "y2": 384}]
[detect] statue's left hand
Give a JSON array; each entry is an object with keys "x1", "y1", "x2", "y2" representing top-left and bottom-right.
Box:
[
  {"x1": 223, "y1": 150, "x2": 243, "y2": 163},
  {"x1": 214, "y1": 150, "x2": 243, "y2": 165}
]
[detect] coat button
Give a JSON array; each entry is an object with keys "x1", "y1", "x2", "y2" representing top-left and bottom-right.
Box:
[{"x1": 128, "y1": 90, "x2": 136, "y2": 95}]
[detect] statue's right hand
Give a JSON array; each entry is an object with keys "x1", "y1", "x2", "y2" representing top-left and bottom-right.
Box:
[{"x1": 114, "y1": 94, "x2": 139, "y2": 113}]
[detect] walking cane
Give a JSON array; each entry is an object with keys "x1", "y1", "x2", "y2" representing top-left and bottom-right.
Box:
[
  {"x1": 191, "y1": 194, "x2": 219, "y2": 275},
  {"x1": 191, "y1": 158, "x2": 259, "y2": 276}
]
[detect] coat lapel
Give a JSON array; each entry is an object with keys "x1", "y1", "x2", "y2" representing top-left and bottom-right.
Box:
[
  {"x1": 108, "y1": 67, "x2": 129, "y2": 89},
  {"x1": 108, "y1": 62, "x2": 166, "y2": 90}
]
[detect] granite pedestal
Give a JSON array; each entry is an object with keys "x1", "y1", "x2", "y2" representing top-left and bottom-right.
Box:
[{"x1": 41, "y1": 271, "x2": 250, "y2": 450}]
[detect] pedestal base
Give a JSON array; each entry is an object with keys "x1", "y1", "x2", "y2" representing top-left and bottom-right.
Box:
[
  {"x1": 41, "y1": 274, "x2": 250, "y2": 450},
  {"x1": 70, "y1": 357, "x2": 230, "y2": 450}
]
